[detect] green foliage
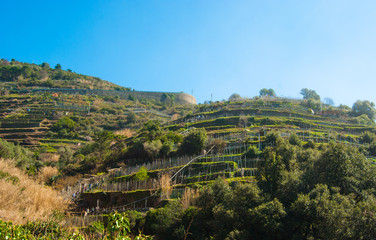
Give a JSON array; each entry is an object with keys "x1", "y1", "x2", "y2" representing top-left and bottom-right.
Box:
[
  {"x1": 0, "y1": 170, "x2": 19, "y2": 185},
  {"x1": 57, "y1": 147, "x2": 74, "y2": 170},
  {"x1": 0, "y1": 58, "x2": 129, "y2": 90},
  {"x1": 160, "y1": 141, "x2": 174, "y2": 157},
  {"x1": 304, "y1": 142, "x2": 373, "y2": 195},
  {"x1": 360, "y1": 131, "x2": 376, "y2": 144},
  {"x1": 106, "y1": 211, "x2": 131, "y2": 239},
  {"x1": 143, "y1": 140, "x2": 163, "y2": 159},
  {"x1": 134, "y1": 166, "x2": 149, "y2": 181},
  {"x1": 0, "y1": 219, "x2": 84, "y2": 239},
  {"x1": 288, "y1": 133, "x2": 302, "y2": 146},
  {"x1": 228, "y1": 93, "x2": 242, "y2": 101},
  {"x1": 54, "y1": 63, "x2": 62, "y2": 70},
  {"x1": 179, "y1": 129, "x2": 207, "y2": 155},
  {"x1": 0, "y1": 138, "x2": 37, "y2": 171},
  {"x1": 144, "y1": 200, "x2": 183, "y2": 238},
  {"x1": 140, "y1": 120, "x2": 163, "y2": 142},
  {"x1": 259, "y1": 88, "x2": 276, "y2": 97},
  {"x1": 351, "y1": 114, "x2": 375, "y2": 125},
  {"x1": 264, "y1": 132, "x2": 281, "y2": 147},
  {"x1": 303, "y1": 140, "x2": 316, "y2": 149},
  {"x1": 256, "y1": 146, "x2": 285, "y2": 196},
  {"x1": 127, "y1": 111, "x2": 138, "y2": 124},
  {"x1": 352, "y1": 100, "x2": 376, "y2": 120},
  {"x1": 300, "y1": 88, "x2": 320, "y2": 100},
  {"x1": 290, "y1": 184, "x2": 357, "y2": 239},
  {"x1": 301, "y1": 98, "x2": 321, "y2": 112},
  {"x1": 86, "y1": 220, "x2": 105, "y2": 239},
  {"x1": 52, "y1": 116, "x2": 78, "y2": 138},
  {"x1": 0, "y1": 214, "x2": 152, "y2": 240},
  {"x1": 248, "y1": 198, "x2": 286, "y2": 239},
  {"x1": 245, "y1": 145, "x2": 260, "y2": 158},
  {"x1": 161, "y1": 93, "x2": 176, "y2": 106}
]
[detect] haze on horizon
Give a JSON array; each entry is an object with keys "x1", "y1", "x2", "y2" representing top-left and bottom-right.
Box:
[{"x1": 1, "y1": 0, "x2": 376, "y2": 106}]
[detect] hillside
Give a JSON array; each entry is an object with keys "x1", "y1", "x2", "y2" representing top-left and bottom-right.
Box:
[
  {"x1": 1, "y1": 60, "x2": 376, "y2": 239},
  {"x1": 0, "y1": 59, "x2": 196, "y2": 156},
  {"x1": 56, "y1": 95, "x2": 376, "y2": 239},
  {"x1": 65, "y1": 96, "x2": 376, "y2": 202},
  {"x1": 0, "y1": 58, "x2": 128, "y2": 90}
]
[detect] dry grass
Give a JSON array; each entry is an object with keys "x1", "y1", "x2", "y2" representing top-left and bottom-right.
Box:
[
  {"x1": 181, "y1": 187, "x2": 199, "y2": 210},
  {"x1": 39, "y1": 153, "x2": 60, "y2": 163},
  {"x1": 114, "y1": 128, "x2": 135, "y2": 138},
  {"x1": 171, "y1": 113, "x2": 180, "y2": 121},
  {"x1": 159, "y1": 174, "x2": 172, "y2": 200},
  {"x1": 37, "y1": 166, "x2": 59, "y2": 184},
  {"x1": 54, "y1": 174, "x2": 83, "y2": 191},
  {"x1": 0, "y1": 159, "x2": 69, "y2": 224}
]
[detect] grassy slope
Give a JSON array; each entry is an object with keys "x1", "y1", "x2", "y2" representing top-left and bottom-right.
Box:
[{"x1": 0, "y1": 159, "x2": 68, "y2": 224}]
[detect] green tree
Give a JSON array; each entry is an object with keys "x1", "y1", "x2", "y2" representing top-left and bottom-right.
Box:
[
  {"x1": 248, "y1": 198, "x2": 286, "y2": 240},
  {"x1": 288, "y1": 133, "x2": 302, "y2": 147},
  {"x1": 140, "y1": 120, "x2": 163, "y2": 142},
  {"x1": 351, "y1": 100, "x2": 376, "y2": 120},
  {"x1": 359, "y1": 131, "x2": 376, "y2": 144},
  {"x1": 290, "y1": 185, "x2": 354, "y2": 240},
  {"x1": 143, "y1": 140, "x2": 163, "y2": 159},
  {"x1": 57, "y1": 147, "x2": 74, "y2": 171},
  {"x1": 127, "y1": 111, "x2": 138, "y2": 124},
  {"x1": 52, "y1": 116, "x2": 76, "y2": 132},
  {"x1": 160, "y1": 141, "x2": 174, "y2": 157},
  {"x1": 259, "y1": 88, "x2": 276, "y2": 97},
  {"x1": 300, "y1": 88, "x2": 320, "y2": 100},
  {"x1": 256, "y1": 146, "x2": 285, "y2": 196},
  {"x1": 228, "y1": 93, "x2": 242, "y2": 101},
  {"x1": 304, "y1": 143, "x2": 372, "y2": 195},
  {"x1": 54, "y1": 63, "x2": 62, "y2": 70},
  {"x1": 41, "y1": 62, "x2": 50, "y2": 68},
  {"x1": 179, "y1": 129, "x2": 207, "y2": 155}
]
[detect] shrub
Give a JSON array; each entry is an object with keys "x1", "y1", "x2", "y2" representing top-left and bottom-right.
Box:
[
  {"x1": 134, "y1": 166, "x2": 149, "y2": 181},
  {"x1": 245, "y1": 145, "x2": 261, "y2": 158},
  {"x1": 179, "y1": 129, "x2": 207, "y2": 155}
]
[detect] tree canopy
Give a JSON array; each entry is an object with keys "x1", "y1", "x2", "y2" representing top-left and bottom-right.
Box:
[
  {"x1": 300, "y1": 88, "x2": 320, "y2": 101},
  {"x1": 228, "y1": 93, "x2": 242, "y2": 101},
  {"x1": 351, "y1": 100, "x2": 376, "y2": 120},
  {"x1": 259, "y1": 88, "x2": 276, "y2": 97}
]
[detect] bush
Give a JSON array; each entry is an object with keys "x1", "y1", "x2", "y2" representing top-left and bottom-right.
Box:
[
  {"x1": 0, "y1": 138, "x2": 35, "y2": 170},
  {"x1": 134, "y1": 166, "x2": 149, "y2": 181},
  {"x1": 289, "y1": 133, "x2": 302, "y2": 147},
  {"x1": 179, "y1": 129, "x2": 207, "y2": 155},
  {"x1": 245, "y1": 145, "x2": 261, "y2": 158}
]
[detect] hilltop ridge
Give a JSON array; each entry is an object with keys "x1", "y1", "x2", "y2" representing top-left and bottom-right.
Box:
[{"x1": 0, "y1": 59, "x2": 196, "y2": 105}]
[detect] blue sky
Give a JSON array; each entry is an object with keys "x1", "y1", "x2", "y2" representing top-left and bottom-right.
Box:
[{"x1": 1, "y1": 1, "x2": 376, "y2": 106}]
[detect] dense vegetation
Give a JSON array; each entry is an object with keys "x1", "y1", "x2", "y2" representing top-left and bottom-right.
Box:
[{"x1": 118, "y1": 135, "x2": 376, "y2": 240}]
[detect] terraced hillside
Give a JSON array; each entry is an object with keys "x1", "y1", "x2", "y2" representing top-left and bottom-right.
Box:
[
  {"x1": 2, "y1": 60, "x2": 376, "y2": 237},
  {"x1": 64, "y1": 97, "x2": 376, "y2": 225},
  {"x1": 0, "y1": 92, "x2": 195, "y2": 153},
  {"x1": 169, "y1": 98, "x2": 372, "y2": 145},
  {"x1": 0, "y1": 59, "x2": 196, "y2": 151}
]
